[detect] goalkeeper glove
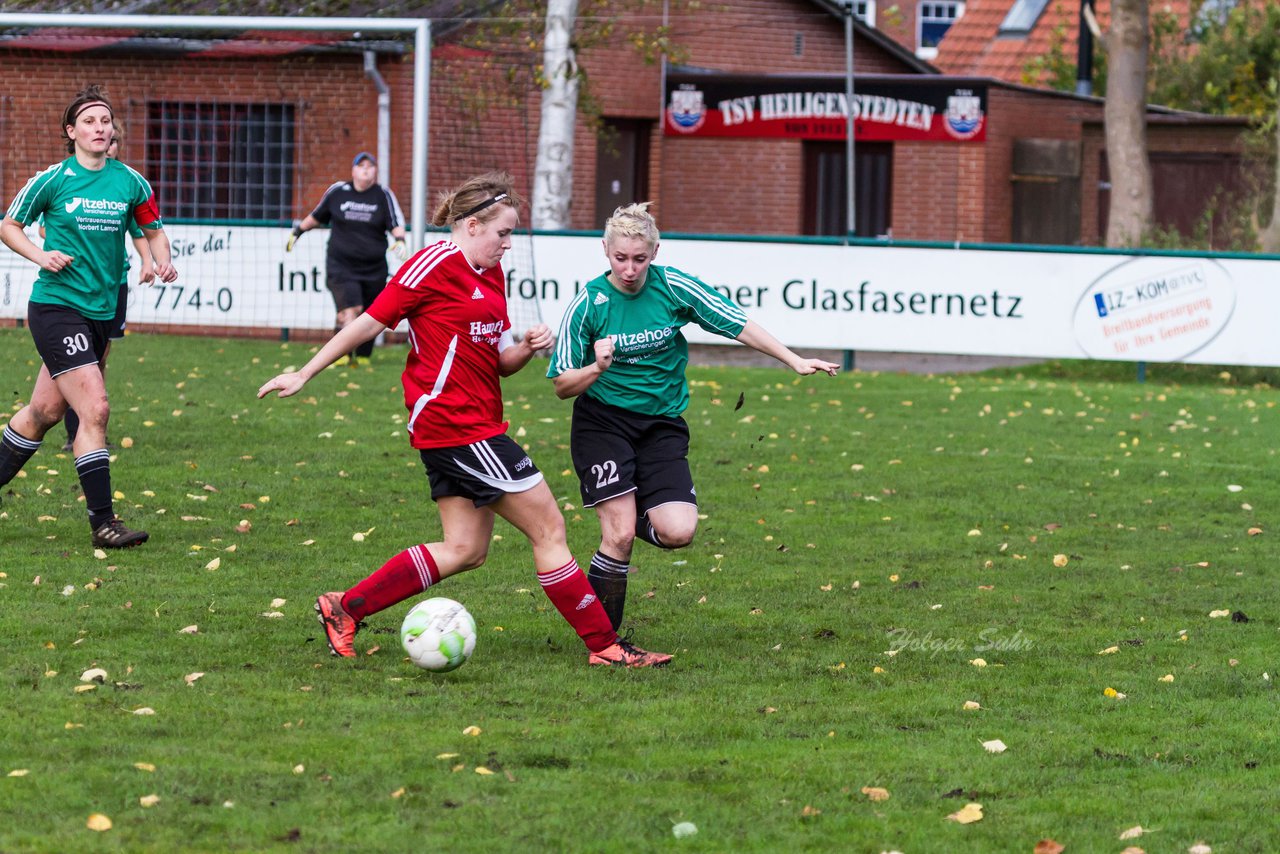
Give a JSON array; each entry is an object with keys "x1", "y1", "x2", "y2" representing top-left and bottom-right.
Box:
[
  {"x1": 286, "y1": 226, "x2": 302, "y2": 252},
  {"x1": 391, "y1": 239, "x2": 408, "y2": 261}
]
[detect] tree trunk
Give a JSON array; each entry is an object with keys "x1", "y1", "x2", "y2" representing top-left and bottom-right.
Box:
[
  {"x1": 1260, "y1": 101, "x2": 1280, "y2": 253},
  {"x1": 532, "y1": 0, "x2": 580, "y2": 230},
  {"x1": 1104, "y1": 0, "x2": 1153, "y2": 248}
]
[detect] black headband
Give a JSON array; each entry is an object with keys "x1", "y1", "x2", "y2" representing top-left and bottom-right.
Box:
[
  {"x1": 454, "y1": 193, "x2": 508, "y2": 222},
  {"x1": 72, "y1": 100, "x2": 113, "y2": 122}
]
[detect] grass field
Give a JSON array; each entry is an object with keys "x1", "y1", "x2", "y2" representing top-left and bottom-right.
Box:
[{"x1": 1, "y1": 327, "x2": 1277, "y2": 853}]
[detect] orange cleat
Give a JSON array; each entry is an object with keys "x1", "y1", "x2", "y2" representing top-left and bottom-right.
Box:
[
  {"x1": 315, "y1": 592, "x2": 358, "y2": 658},
  {"x1": 588, "y1": 639, "x2": 672, "y2": 668}
]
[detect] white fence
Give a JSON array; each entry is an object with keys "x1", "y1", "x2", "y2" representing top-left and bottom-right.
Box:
[{"x1": 3, "y1": 223, "x2": 1279, "y2": 366}]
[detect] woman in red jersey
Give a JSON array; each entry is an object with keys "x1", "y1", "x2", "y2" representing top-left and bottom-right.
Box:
[{"x1": 258, "y1": 172, "x2": 670, "y2": 668}]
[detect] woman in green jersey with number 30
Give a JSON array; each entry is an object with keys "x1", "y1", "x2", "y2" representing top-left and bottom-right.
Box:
[
  {"x1": 547, "y1": 202, "x2": 839, "y2": 634},
  {"x1": 0, "y1": 85, "x2": 178, "y2": 549}
]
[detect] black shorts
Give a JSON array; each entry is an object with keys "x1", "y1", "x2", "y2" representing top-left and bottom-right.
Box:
[
  {"x1": 327, "y1": 273, "x2": 387, "y2": 312},
  {"x1": 419, "y1": 434, "x2": 544, "y2": 508},
  {"x1": 109, "y1": 282, "x2": 128, "y2": 340},
  {"x1": 570, "y1": 394, "x2": 696, "y2": 514},
  {"x1": 27, "y1": 301, "x2": 111, "y2": 378}
]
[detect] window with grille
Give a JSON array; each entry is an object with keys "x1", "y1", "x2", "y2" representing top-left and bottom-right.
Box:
[
  {"x1": 919, "y1": 1, "x2": 964, "y2": 51},
  {"x1": 145, "y1": 102, "x2": 296, "y2": 222}
]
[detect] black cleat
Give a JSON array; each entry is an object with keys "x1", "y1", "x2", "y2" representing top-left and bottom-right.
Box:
[{"x1": 91, "y1": 519, "x2": 149, "y2": 549}]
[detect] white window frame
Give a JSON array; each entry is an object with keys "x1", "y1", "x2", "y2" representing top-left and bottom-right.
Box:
[
  {"x1": 854, "y1": 0, "x2": 877, "y2": 27},
  {"x1": 916, "y1": 0, "x2": 965, "y2": 59}
]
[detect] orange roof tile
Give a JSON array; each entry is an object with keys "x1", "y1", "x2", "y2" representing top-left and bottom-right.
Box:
[{"x1": 933, "y1": 0, "x2": 1193, "y2": 86}]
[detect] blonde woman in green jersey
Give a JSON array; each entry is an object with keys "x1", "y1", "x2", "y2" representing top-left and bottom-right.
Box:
[
  {"x1": 547, "y1": 202, "x2": 839, "y2": 631},
  {"x1": 0, "y1": 85, "x2": 177, "y2": 548}
]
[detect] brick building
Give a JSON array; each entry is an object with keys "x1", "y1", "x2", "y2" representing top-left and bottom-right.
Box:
[{"x1": 0, "y1": 0, "x2": 1250, "y2": 248}]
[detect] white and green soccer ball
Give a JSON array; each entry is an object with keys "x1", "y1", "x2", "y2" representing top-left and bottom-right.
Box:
[{"x1": 400, "y1": 597, "x2": 476, "y2": 672}]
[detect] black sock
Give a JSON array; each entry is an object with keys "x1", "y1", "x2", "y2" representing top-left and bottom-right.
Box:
[
  {"x1": 635, "y1": 514, "x2": 668, "y2": 549},
  {"x1": 75, "y1": 449, "x2": 114, "y2": 531},
  {"x1": 355, "y1": 339, "x2": 374, "y2": 358},
  {"x1": 588, "y1": 550, "x2": 630, "y2": 631},
  {"x1": 64, "y1": 408, "x2": 80, "y2": 445},
  {"x1": 0, "y1": 425, "x2": 41, "y2": 488}
]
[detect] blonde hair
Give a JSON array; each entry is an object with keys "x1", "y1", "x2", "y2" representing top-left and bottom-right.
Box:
[
  {"x1": 604, "y1": 202, "x2": 660, "y2": 249},
  {"x1": 432, "y1": 171, "x2": 524, "y2": 227}
]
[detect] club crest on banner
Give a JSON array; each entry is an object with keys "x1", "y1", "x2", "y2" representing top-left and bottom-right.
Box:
[
  {"x1": 667, "y1": 84, "x2": 707, "y2": 133},
  {"x1": 944, "y1": 90, "x2": 984, "y2": 140}
]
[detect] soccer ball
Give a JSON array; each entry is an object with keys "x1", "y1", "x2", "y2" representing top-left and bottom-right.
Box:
[{"x1": 400, "y1": 597, "x2": 476, "y2": 672}]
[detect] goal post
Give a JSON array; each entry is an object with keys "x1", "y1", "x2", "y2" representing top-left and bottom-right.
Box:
[
  {"x1": 0, "y1": 12, "x2": 433, "y2": 253},
  {"x1": 0, "y1": 11, "x2": 552, "y2": 341}
]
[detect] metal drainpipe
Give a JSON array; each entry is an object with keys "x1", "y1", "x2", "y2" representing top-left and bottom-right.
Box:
[{"x1": 364, "y1": 51, "x2": 392, "y2": 187}]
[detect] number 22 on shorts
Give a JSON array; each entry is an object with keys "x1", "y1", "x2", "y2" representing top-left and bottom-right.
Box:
[{"x1": 592, "y1": 460, "x2": 620, "y2": 488}]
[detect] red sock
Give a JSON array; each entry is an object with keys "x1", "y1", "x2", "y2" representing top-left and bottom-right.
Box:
[
  {"x1": 342, "y1": 544, "x2": 439, "y2": 621},
  {"x1": 537, "y1": 558, "x2": 618, "y2": 653}
]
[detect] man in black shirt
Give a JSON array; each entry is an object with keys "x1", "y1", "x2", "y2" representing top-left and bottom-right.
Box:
[{"x1": 287, "y1": 152, "x2": 407, "y2": 365}]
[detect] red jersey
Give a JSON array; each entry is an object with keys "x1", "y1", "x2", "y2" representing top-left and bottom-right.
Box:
[{"x1": 365, "y1": 240, "x2": 511, "y2": 449}]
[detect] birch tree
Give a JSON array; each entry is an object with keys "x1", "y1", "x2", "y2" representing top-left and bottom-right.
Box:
[{"x1": 532, "y1": 0, "x2": 580, "y2": 230}]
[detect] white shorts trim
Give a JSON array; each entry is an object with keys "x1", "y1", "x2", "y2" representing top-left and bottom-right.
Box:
[
  {"x1": 641, "y1": 500, "x2": 698, "y2": 516},
  {"x1": 49, "y1": 361, "x2": 100, "y2": 380},
  {"x1": 455, "y1": 459, "x2": 545, "y2": 494},
  {"x1": 582, "y1": 484, "x2": 638, "y2": 509}
]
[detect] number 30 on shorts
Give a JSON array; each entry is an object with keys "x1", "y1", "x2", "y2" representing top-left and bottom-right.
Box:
[
  {"x1": 591, "y1": 460, "x2": 620, "y2": 488},
  {"x1": 63, "y1": 333, "x2": 90, "y2": 356}
]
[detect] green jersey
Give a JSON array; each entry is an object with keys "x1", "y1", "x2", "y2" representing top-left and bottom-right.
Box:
[
  {"x1": 549, "y1": 265, "x2": 748, "y2": 417},
  {"x1": 7, "y1": 157, "x2": 162, "y2": 320},
  {"x1": 36, "y1": 215, "x2": 141, "y2": 286}
]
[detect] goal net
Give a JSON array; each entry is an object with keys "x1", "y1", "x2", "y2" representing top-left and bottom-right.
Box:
[{"x1": 0, "y1": 14, "x2": 436, "y2": 342}]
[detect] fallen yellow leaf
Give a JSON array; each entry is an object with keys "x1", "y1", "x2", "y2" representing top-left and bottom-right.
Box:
[
  {"x1": 134, "y1": 762, "x2": 156, "y2": 772},
  {"x1": 462, "y1": 726, "x2": 482, "y2": 737},
  {"x1": 1052, "y1": 554, "x2": 1068, "y2": 567},
  {"x1": 1158, "y1": 674, "x2": 1174, "y2": 683},
  {"x1": 963, "y1": 700, "x2": 981, "y2": 711},
  {"x1": 475, "y1": 767, "x2": 495, "y2": 776},
  {"x1": 945, "y1": 802, "x2": 983, "y2": 824},
  {"x1": 1034, "y1": 841, "x2": 1065, "y2": 854},
  {"x1": 139, "y1": 794, "x2": 160, "y2": 808},
  {"x1": 86, "y1": 813, "x2": 112, "y2": 832},
  {"x1": 860, "y1": 786, "x2": 890, "y2": 802}
]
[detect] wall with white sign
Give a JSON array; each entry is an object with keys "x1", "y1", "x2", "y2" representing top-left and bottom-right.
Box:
[{"x1": 3, "y1": 224, "x2": 1279, "y2": 366}]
